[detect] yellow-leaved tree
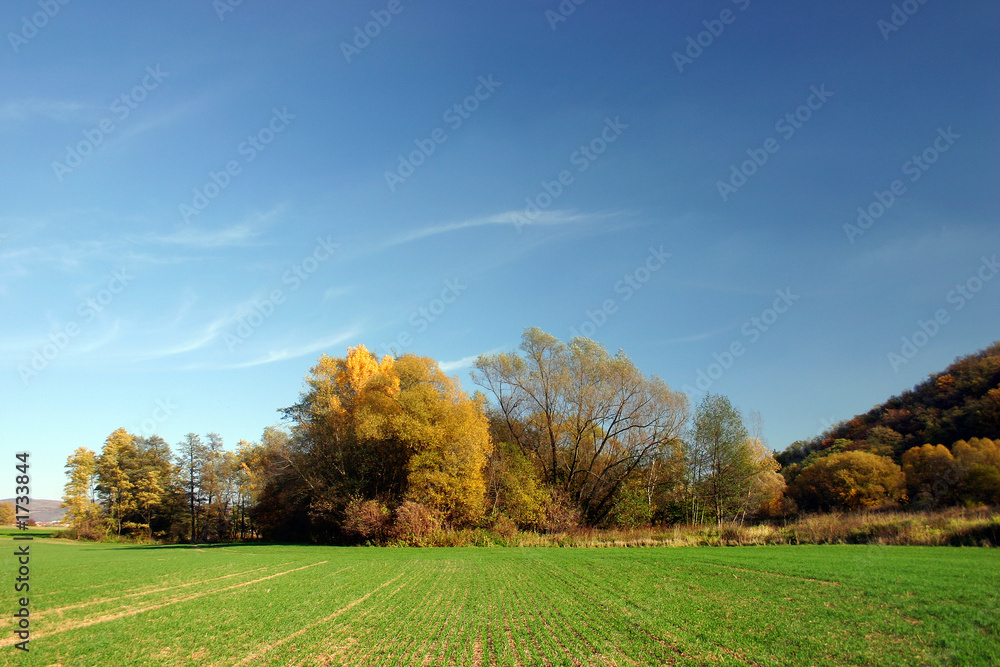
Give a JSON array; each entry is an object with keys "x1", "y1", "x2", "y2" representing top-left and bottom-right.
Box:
[
  {"x1": 62, "y1": 446, "x2": 100, "y2": 529},
  {"x1": 393, "y1": 354, "x2": 492, "y2": 525},
  {"x1": 279, "y1": 345, "x2": 492, "y2": 534},
  {"x1": 95, "y1": 428, "x2": 138, "y2": 535},
  {"x1": 743, "y1": 438, "x2": 787, "y2": 519},
  {"x1": 0, "y1": 502, "x2": 15, "y2": 526}
]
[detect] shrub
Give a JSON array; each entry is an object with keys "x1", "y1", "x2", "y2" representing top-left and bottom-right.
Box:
[
  {"x1": 67, "y1": 523, "x2": 110, "y2": 542},
  {"x1": 606, "y1": 482, "x2": 652, "y2": 528},
  {"x1": 341, "y1": 498, "x2": 390, "y2": 542},
  {"x1": 391, "y1": 501, "x2": 441, "y2": 545},
  {"x1": 540, "y1": 490, "x2": 581, "y2": 533},
  {"x1": 489, "y1": 513, "x2": 519, "y2": 539}
]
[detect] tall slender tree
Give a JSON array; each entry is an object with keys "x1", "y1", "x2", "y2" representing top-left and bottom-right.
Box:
[
  {"x1": 175, "y1": 433, "x2": 208, "y2": 542},
  {"x1": 62, "y1": 447, "x2": 99, "y2": 528},
  {"x1": 690, "y1": 394, "x2": 753, "y2": 524},
  {"x1": 95, "y1": 428, "x2": 138, "y2": 535}
]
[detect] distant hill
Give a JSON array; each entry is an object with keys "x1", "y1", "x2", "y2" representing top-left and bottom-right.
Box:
[
  {"x1": 0, "y1": 498, "x2": 65, "y2": 524},
  {"x1": 779, "y1": 341, "x2": 1000, "y2": 466}
]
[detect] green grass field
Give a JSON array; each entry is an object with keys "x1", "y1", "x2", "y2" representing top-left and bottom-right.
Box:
[{"x1": 2, "y1": 530, "x2": 997, "y2": 666}]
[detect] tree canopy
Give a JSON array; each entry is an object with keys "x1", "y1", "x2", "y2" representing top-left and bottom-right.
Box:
[
  {"x1": 275, "y1": 345, "x2": 492, "y2": 535},
  {"x1": 62, "y1": 336, "x2": 1000, "y2": 545},
  {"x1": 473, "y1": 328, "x2": 689, "y2": 523}
]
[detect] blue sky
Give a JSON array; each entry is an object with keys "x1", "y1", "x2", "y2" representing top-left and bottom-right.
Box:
[{"x1": 2, "y1": 1, "x2": 997, "y2": 500}]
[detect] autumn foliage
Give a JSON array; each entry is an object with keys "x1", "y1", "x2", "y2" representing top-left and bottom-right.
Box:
[
  {"x1": 790, "y1": 451, "x2": 906, "y2": 511},
  {"x1": 60, "y1": 335, "x2": 1000, "y2": 545},
  {"x1": 275, "y1": 345, "x2": 492, "y2": 538}
]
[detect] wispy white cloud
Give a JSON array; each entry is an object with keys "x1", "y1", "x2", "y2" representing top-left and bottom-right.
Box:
[
  {"x1": 75, "y1": 320, "x2": 123, "y2": 354},
  {"x1": 438, "y1": 348, "x2": 501, "y2": 373},
  {"x1": 846, "y1": 224, "x2": 978, "y2": 270},
  {"x1": 0, "y1": 99, "x2": 99, "y2": 125},
  {"x1": 323, "y1": 285, "x2": 353, "y2": 301},
  {"x1": 133, "y1": 314, "x2": 232, "y2": 362},
  {"x1": 0, "y1": 239, "x2": 112, "y2": 272},
  {"x1": 385, "y1": 209, "x2": 622, "y2": 247},
  {"x1": 132, "y1": 288, "x2": 292, "y2": 363},
  {"x1": 169, "y1": 290, "x2": 200, "y2": 327},
  {"x1": 108, "y1": 97, "x2": 210, "y2": 148},
  {"x1": 0, "y1": 206, "x2": 285, "y2": 277},
  {"x1": 210, "y1": 327, "x2": 364, "y2": 370},
  {"x1": 148, "y1": 203, "x2": 284, "y2": 248},
  {"x1": 145, "y1": 223, "x2": 263, "y2": 249},
  {"x1": 658, "y1": 326, "x2": 732, "y2": 345}
]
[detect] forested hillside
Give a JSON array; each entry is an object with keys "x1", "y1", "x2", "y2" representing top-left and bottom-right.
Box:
[
  {"x1": 779, "y1": 341, "x2": 1000, "y2": 465},
  {"x1": 776, "y1": 341, "x2": 1000, "y2": 511}
]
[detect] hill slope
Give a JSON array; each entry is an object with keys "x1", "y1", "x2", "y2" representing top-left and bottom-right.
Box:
[
  {"x1": 780, "y1": 341, "x2": 1000, "y2": 465},
  {"x1": 0, "y1": 498, "x2": 65, "y2": 523}
]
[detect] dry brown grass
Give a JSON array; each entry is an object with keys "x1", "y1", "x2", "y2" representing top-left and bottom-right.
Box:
[{"x1": 416, "y1": 506, "x2": 999, "y2": 548}]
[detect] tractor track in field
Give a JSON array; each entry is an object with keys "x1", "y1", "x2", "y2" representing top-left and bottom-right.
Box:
[
  {"x1": 0, "y1": 560, "x2": 333, "y2": 648},
  {"x1": 501, "y1": 605, "x2": 525, "y2": 667},
  {"x1": 537, "y1": 558, "x2": 774, "y2": 667},
  {"x1": 38, "y1": 565, "x2": 273, "y2": 619},
  {"x1": 440, "y1": 567, "x2": 475, "y2": 666},
  {"x1": 520, "y1": 559, "x2": 642, "y2": 667},
  {"x1": 692, "y1": 561, "x2": 842, "y2": 587},
  {"x1": 231, "y1": 570, "x2": 407, "y2": 666},
  {"x1": 315, "y1": 563, "x2": 441, "y2": 667},
  {"x1": 504, "y1": 569, "x2": 562, "y2": 667},
  {"x1": 471, "y1": 635, "x2": 484, "y2": 667},
  {"x1": 532, "y1": 560, "x2": 705, "y2": 666},
  {"x1": 414, "y1": 571, "x2": 468, "y2": 667},
  {"x1": 393, "y1": 576, "x2": 449, "y2": 666},
  {"x1": 288, "y1": 564, "x2": 425, "y2": 667},
  {"x1": 297, "y1": 572, "x2": 418, "y2": 667}
]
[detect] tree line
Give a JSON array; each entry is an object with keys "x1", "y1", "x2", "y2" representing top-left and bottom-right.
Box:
[
  {"x1": 62, "y1": 428, "x2": 261, "y2": 541},
  {"x1": 61, "y1": 329, "x2": 999, "y2": 543}
]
